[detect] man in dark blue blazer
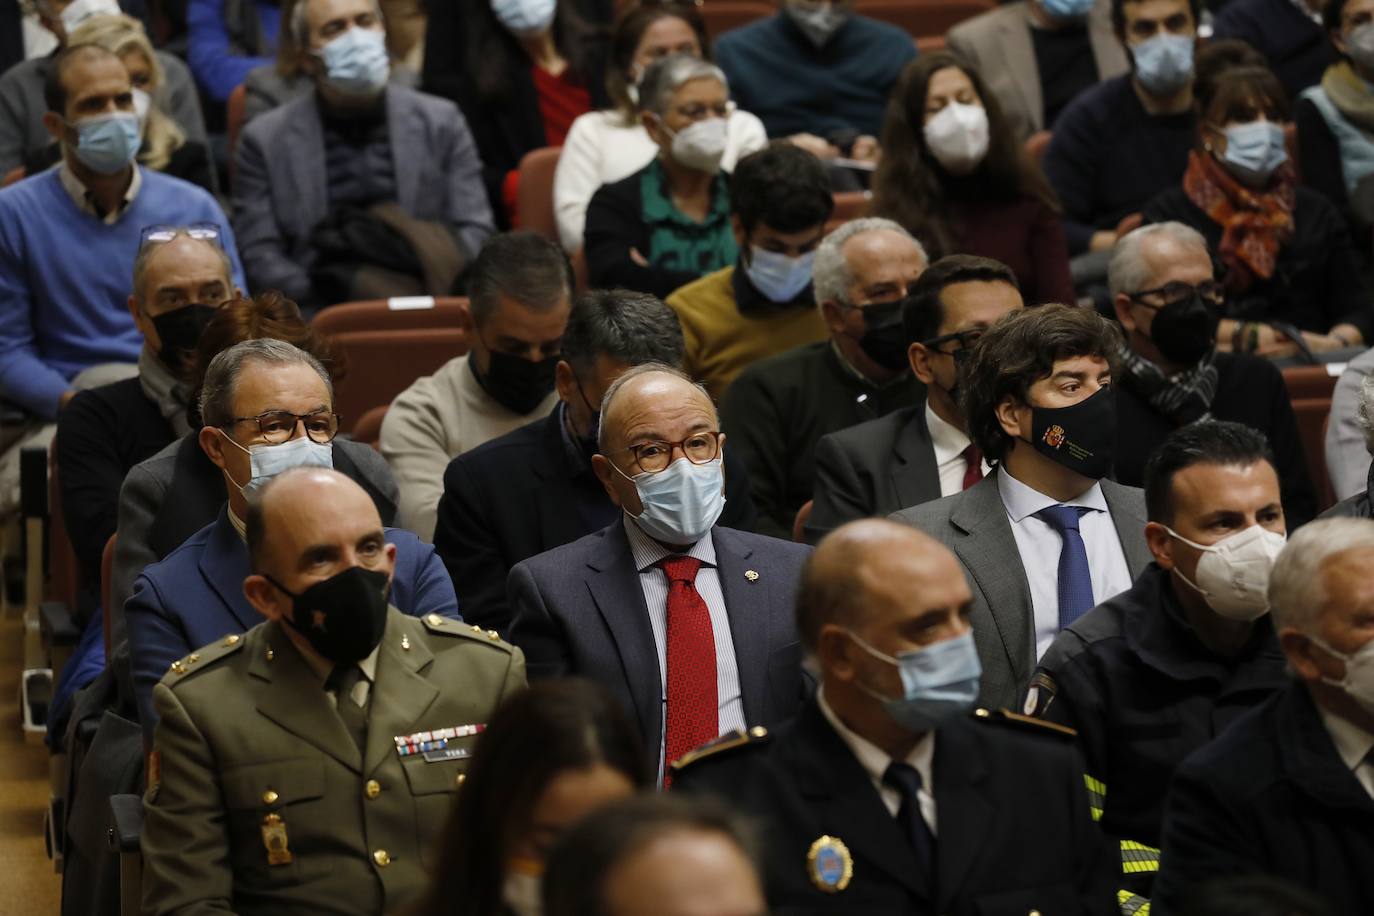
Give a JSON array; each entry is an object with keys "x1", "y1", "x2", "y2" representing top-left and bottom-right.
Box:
[{"x1": 508, "y1": 365, "x2": 810, "y2": 780}]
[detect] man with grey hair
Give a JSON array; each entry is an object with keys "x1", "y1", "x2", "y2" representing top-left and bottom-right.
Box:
[
  {"x1": 433, "y1": 289, "x2": 757, "y2": 633},
  {"x1": 508, "y1": 363, "x2": 810, "y2": 782},
  {"x1": 721, "y1": 217, "x2": 927, "y2": 537},
  {"x1": 1108, "y1": 221, "x2": 1314, "y2": 526},
  {"x1": 1154, "y1": 517, "x2": 1374, "y2": 913},
  {"x1": 232, "y1": 0, "x2": 492, "y2": 305}
]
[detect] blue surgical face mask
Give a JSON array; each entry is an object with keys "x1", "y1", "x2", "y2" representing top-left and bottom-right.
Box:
[
  {"x1": 68, "y1": 111, "x2": 141, "y2": 175},
  {"x1": 1131, "y1": 32, "x2": 1195, "y2": 97},
  {"x1": 1040, "y1": 0, "x2": 1095, "y2": 21},
  {"x1": 491, "y1": 0, "x2": 556, "y2": 37},
  {"x1": 616, "y1": 456, "x2": 726, "y2": 546},
  {"x1": 221, "y1": 431, "x2": 334, "y2": 495},
  {"x1": 318, "y1": 26, "x2": 390, "y2": 97},
  {"x1": 1220, "y1": 120, "x2": 1288, "y2": 187},
  {"x1": 744, "y1": 247, "x2": 815, "y2": 304},
  {"x1": 848, "y1": 629, "x2": 982, "y2": 732}
]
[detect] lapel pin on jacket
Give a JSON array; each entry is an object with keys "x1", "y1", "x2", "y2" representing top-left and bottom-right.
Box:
[{"x1": 745, "y1": 569, "x2": 760, "y2": 582}]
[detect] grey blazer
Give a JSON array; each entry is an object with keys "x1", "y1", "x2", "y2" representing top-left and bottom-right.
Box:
[
  {"x1": 805, "y1": 404, "x2": 941, "y2": 544},
  {"x1": 891, "y1": 471, "x2": 1150, "y2": 710},
  {"x1": 231, "y1": 84, "x2": 494, "y2": 301},
  {"x1": 946, "y1": 0, "x2": 1127, "y2": 140}
]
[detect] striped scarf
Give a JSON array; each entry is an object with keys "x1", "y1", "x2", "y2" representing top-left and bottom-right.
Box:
[{"x1": 1117, "y1": 343, "x2": 1219, "y2": 427}]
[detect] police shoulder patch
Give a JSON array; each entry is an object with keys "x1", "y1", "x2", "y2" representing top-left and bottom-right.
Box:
[
  {"x1": 671, "y1": 726, "x2": 771, "y2": 772},
  {"x1": 972, "y1": 706, "x2": 1078, "y2": 739}
]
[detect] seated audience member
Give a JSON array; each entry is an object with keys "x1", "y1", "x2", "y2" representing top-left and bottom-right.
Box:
[
  {"x1": 381, "y1": 232, "x2": 571, "y2": 541},
  {"x1": 1153, "y1": 517, "x2": 1374, "y2": 914},
  {"x1": 185, "y1": 0, "x2": 279, "y2": 105},
  {"x1": 554, "y1": 1, "x2": 767, "y2": 253},
  {"x1": 113, "y1": 322, "x2": 394, "y2": 639},
  {"x1": 233, "y1": 0, "x2": 493, "y2": 309},
  {"x1": 55, "y1": 226, "x2": 237, "y2": 623},
  {"x1": 666, "y1": 142, "x2": 832, "y2": 401},
  {"x1": 433, "y1": 289, "x2": 756, "y2": 634},
  {"x1": 125, "y1": 344, "x2": 459, "y2": 738},
  {"x1": 893, "y1": 305, "x2": 1151, "y2": 709},
  {"x1": 1043, "y1": 0, "x2": 1199, "y2": 255},
  {"x1": 584, "y1": 55, "x2": 740, "y2": 299},
  {"x1": 807, "y1": 255, "x2": 1024, "y2": 542},
  {"x1": 0, "y1": 0, "x2": 207, "y2": 173},
  {"x1": 873, "y1": 51, "x2": 1075, "y2": 304},
  {"x1": 1031, "y1": 421, "x2": 1289, "y2": 903},
  {"x1": 674, "y1": 519, "x2": 1117, "y2": 912},
  {"x1": 139, "y1": 467, "x2": 524, "y2": 916},
  {"x1": 508, "y1": 364, "x2": 811, "y2": 782},
  {"x1": 544, "y1": 795, "x2": 766, "y2": 916},
  {"x1": 1108, "y1": 223, "x2": 1315, "y2": 524},
  {"x1": 1212, "y1": 0, "x2": 1331, "y2": 100},
  {"x1": 413, "y1": 679, "x2": 647, "y2": 916},
  {"x1": 947, "y1": 0, "x2": 1129, "y2": 141},
  {"x1": 1327, "y1": 349, "x2": 1374, "y2": 503},
  {"x1": 721, "y1": 218, "x2": 927, "y2": 539},
  {"x1": 1325, "y1": 371, "x2": 1374, "y2": 516},
  {"x1": 23, "y1": 15, "x2": 215, "y2": 193},
  {"x1": 1144, "y1": 67, "x2": 1372, "y2": 355},
  {"x1": 421, "y1": 0, "x2": 609, "y2": 224},
  {"x1": 712, "y1": 0, "x2": 915, "y2": 156}
]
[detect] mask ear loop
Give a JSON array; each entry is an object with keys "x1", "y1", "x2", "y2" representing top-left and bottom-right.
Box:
[{"x1": 1160, "y1": 526, "x2": 1214, "y2": 599}]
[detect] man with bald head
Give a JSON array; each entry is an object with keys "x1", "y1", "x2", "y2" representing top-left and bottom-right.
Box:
[
  {"x1": 141, "y1": 466, "x2": 524, "y2": 916},
  {"x1": 674, "y1": 519, "x2": 1117, "y2": 913},
  {"x1": 508, "y1": 363, "x2": 811, "y2": 782}
]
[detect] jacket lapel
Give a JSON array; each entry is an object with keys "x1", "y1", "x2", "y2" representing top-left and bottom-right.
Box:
[
  {"x1": 199, "y1": 508, "x2": 258, "y2": 632},
  {"x1": 363, "y1": 611, "x2": 439, "y2": 776},
  {"x1": 890, "y1": 408, "x2": 944, "y2": 510},
  {"x1": 931, "y1": 720, "x2": 993, "y2": 911},
  {"x1": 712, "y1": 528, "x2": 767, "y2": 727},
  {"x1": 1277, "y1": 684, "x2": 1374, "y2": 814},
  {"x1": 385, "y1": 86, "x2": 421, "y2": 215},
  {"x1": 1088, "y1": 2, "x2": 1130, "y2": 81},
  {"x1": 532, "y1": 412, "x2": 595, "y2": 549},
  {"x1": 1102, "y1": 479, "x2": 1152, "y2": 576},
  {"x1": 290, "y1": 94, "x2": 329, "y2": 243},
  {"x1": 250, "y1": 621, "x2": 361, "y2": 772},
  {"x1": 1000, "y1": 7, "x2": 1043, "y2": 133}
]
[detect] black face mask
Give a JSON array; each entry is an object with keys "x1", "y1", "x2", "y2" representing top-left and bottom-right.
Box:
[
  {"x1": 151, "y1": 303, "x2": 217, "y2": 375},
  {"x1": 1026, "y1": 386, "x2": 1117, "y2": 480},
  {"x1": 856, "y1": 301, "x2": 910, "y2": 372},
  {"x1": 269, "y1": 566, "x2": 390, "y2": 664},
  {"x1": 1148, "y1": 293, "x2": 1220, "y2": 366},
  {"x1": 478, "y1": 350, "x2": 558, "y2": 415}
]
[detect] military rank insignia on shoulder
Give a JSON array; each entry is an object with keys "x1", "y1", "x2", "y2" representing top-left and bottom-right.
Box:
[
  {"x1": 972, "y1": 706, "x2": 1078, "y2": 739},
  {"x1": 670, "y1": 726, "x2": 770, "y2": 772},
  {"x1": 165, "y1": 632, "x2": 245, "y2": 682},
  {"x1": 425, "y1": 614, "x2": 514, "y2": 651}
]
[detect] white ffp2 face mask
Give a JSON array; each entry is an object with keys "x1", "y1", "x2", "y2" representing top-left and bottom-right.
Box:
[
  {"x1": 1165, "y1": 523, "x2": 1287, "y2": 621},
  {"x1": 1309, "y1": 634, "x2": 1374, "y2": 716},
  {"x1": 923, "y1": 101, "x2": 989, "y2": 175},
  {"x1": 663, "y1": 117, "x2": 729, "y2": 174}
]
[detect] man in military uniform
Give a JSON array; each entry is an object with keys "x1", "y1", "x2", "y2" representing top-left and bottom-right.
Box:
[
  {"x1": 1028, "y1": 421, "x2": 1289, "y2": 904},
  {"x1": 141, "y1": 467, "x2": 526, "y2": 916},
  {"x1": 674, "y1": 519, "x2": 1116, "y2": 915}
]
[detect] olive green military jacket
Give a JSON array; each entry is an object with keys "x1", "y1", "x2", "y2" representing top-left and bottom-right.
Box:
[{"x1": 141, "y1": 608, "x2": 526, "y2": 916}]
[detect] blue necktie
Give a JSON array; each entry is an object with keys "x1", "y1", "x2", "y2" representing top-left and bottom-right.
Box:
[
  {"x1": 882, "y1": 762, "x2": 934, "y2": 881},
  {"x1": 1035, "y1": 505, "x2": 1094, "y2": 629}
]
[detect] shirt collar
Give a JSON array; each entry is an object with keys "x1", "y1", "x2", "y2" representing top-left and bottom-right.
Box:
[
  {"x1": 641, "y1": 158, "x2": 731, "y2": 229},
  {"x1": 829, "y1": 340, "x2": 911, "y2": 391},
  {"x1": 817, "y1": 686, "x2": 934, "y2": 790},
  {"x1": 58, "y1": 160, "x2": 141, "y2": 224},
  {"x1": 925, "y1": 401, "x2": 971, "y2": 466},
  {"x1": 996, "y1": 465, "x2": 1109, "y2": 524},
  {"x1": 1318, "y1": 704, "x2": 1374, "y2": 775},
  {"x1": 294, "y1": 635, "x2": 380, "y2": 686},
  {"x1": 622, "y1": 514, "x2": 717, "y2": 573},
  {"x1": 227, "y1": 505, "x2": 248, "y2": 541}
]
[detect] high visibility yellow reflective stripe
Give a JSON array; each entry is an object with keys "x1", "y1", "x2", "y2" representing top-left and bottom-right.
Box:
[
  {"x1": 1120, "y1": 839, "x2": 1160, "y2": 874},
  {"x1": 1117, "y1": 890, "x2": 1150, "y2": 915},
  {"x1": 1084, "y1": 773, "x2": 1106, "y2": 821}
]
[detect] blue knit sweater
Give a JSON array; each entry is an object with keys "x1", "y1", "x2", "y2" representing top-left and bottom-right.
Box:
[{"x1": 0, "y1": 167, "x2": 244, "y2": 419}]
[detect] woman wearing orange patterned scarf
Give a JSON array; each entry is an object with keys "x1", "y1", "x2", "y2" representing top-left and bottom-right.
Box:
[{"x1": 1143, "y1": 65, "x2": 1371, "y2": 359}]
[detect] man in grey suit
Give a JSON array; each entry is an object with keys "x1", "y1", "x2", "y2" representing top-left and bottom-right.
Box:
[
  {"x1": 231, "y1": 0, "x2": 494, "y2": 307},
  {"x1": 892, "y1": 305, "x2": 1150, "y2": 710},
  {"x1": 947, "y1": 0, "x2": 1127, "y2": 141},
  {"x1": 508, "y1": 364, "x2": 811, "y2": 782},
  {"x1": 806, "y1": 255, "x2": 1024, "y2": 543}
]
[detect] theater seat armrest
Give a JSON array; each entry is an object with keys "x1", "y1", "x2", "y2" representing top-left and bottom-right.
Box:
[{"x1": 108, "y1": 794, "x2": 144, "y2": 853}]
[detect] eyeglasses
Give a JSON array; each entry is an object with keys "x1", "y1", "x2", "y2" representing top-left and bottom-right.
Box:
[
  {"x1": 1128, "y1": 280, "x2": 1225, "y2": 309},
  {"x1": 671, "y1": 100, "x2": 736, "y2": 122},
  {"x1": 922, "y1": 328, "x2": 985, "y2": 355},
  {"x1": 139, "y1": 222, "x2": 222, "y2": 249},
  {"x1": 616, "y1": 431, "x2": 722, "y2": 474},
  {"x1": 222, "y1": 410, "x2": 341, "y2": 444}
]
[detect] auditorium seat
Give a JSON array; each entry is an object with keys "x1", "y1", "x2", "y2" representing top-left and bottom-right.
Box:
[
  {"x1": 1293, "y1": 400, "x2": 1336, "y2": 513},
  {"x1": 351, "y1": 405, "x2": 389, "y2": 451},
  {"x1": 827, "y1": 190, "x2": 871, "y2": 233},
  {"x1": 1024, "y1": 130, "x2": 1052, "y2": 163},
  {"x1": 2, "y1": 165, "x2": 24, "y2": 187},
  {"x1": 1281, "y1": 363, "x2": 1340, "y2": 402},
  {"x1": 515, "y1": 146, "x2": 563, "y2": 241},
  {"x1": 699, "y1": 0, "x2": 774, "y2": 37},
  {"x1": 793, "y1": 499, "x2": 813, "y2": 544},
  {"x1": 226, "y1": 82, "x2": 247, "y2": 184},
  {"x1": 856, "y1": 0, "x2": 995, "y2": 40}
]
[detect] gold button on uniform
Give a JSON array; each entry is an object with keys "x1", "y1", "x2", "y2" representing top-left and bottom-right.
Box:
[
  {"x1": 262, "y1": 790, "x2": 279, "y2": 805},
  {"x1": 426, "y1": 614, "x2": 443, "y2": 626},
  {"x1": 365, "y1": 780, "x2": 381, "y2": 799},
  {"x1": 373, "y1": 849, "x2": 391, "y2": 867},
  {"x1": 454, "y1": 772, "x2": 466, "y2": 787}
]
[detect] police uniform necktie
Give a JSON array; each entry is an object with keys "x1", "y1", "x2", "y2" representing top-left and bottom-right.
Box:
[
  {"x1": 883, "y1": 761, "x2": 935, "y2": 880},
  {"x1": 659, "y1": 555, "x2": 718, "y2": 784},
  {"x1": 961, "y1": 444, "x2": 983, "y2": 491},
  {"x1": 1035, "y1": 505, "x2": 1094, "y2": 629},
  {"x1": 326, "y1": 663, "x2": 368, "y2": 755}
]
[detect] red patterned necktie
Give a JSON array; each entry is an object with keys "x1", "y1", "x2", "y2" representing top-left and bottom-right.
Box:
[
  {"x1": 659, "y1": 555, "x2": 718, "y2": 786},
  {"x1": 962, "y1": 444, "x2": 984, "y2": 491}
]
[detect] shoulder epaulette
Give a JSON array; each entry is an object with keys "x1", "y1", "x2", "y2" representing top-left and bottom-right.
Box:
[
  {"x1": 671, "y1": 726, "x2": 771, "y2": 772},
  {"x1": 972, "y1": 706, "x2": 1078, "y2": 739},
  {"x1": 423, "y1": 614, "x2": 514, "y2": 652},
  {"x1": 164, "y1": 632, "x2": 246, "y2": 684}
]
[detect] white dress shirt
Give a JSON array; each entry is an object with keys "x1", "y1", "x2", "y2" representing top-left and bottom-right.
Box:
[
  {"x1": 623, "y1": 517, "x2": 746, "y2": 783},
  {"x1": 926, "y1": 403, "x2": 990, "y2": 498},
  {"x1": 58, "y1": 161, "x2": 142, "y2": 225},
  {"x1": 293, "y1": 637, "x2": 379, "y2": 710},
  {"x1": 1319, "y1": 705, "x2": 1374, "y2": 801},
  {"x1": 818, "y1": 688, "x2": 937, "y2": 832},
  {"x1": 997, "y1": 468, "x2": 1133, "y2": 659}
]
